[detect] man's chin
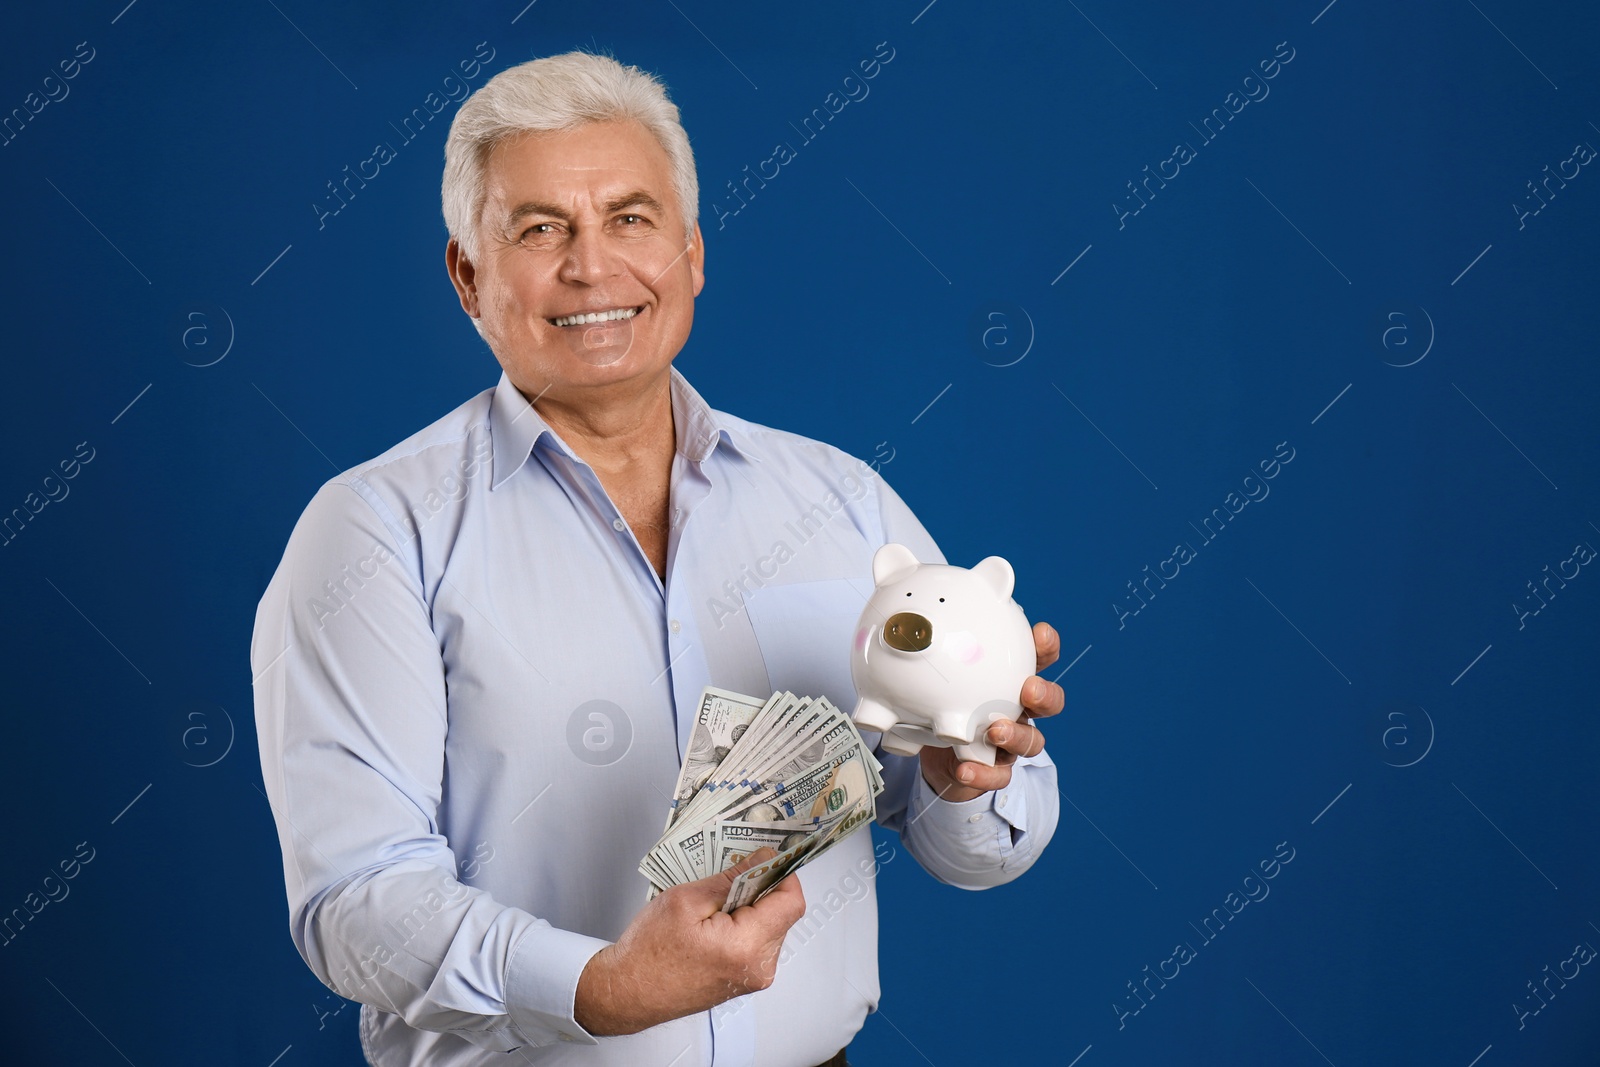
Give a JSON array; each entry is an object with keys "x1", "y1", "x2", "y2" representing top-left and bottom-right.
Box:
[
  {"x1": 570, "y1": 324, "x2": 635, "y2": 368},
  {"x1": 554, "y1": 308, "x2": 641, "y2": 369}
]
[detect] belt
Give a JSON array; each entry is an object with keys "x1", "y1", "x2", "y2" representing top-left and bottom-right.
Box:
[{"x1": 811, "y1": 1050, "x2": 849, "y2": 1067}]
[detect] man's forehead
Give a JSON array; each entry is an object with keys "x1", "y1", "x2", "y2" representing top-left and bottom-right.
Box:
[{"x1": 484, "y1": 122, "x2": 670, "y2": 196}]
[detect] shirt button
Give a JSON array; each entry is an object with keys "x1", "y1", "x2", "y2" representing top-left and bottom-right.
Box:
[
  {"x1": 557, "y1": 1031, "x2": 575, "y2": 1042},
  {"x1": 967, "y1": 813, "x2": 983, "y2": 824},
  {"x1": 998, "y1": 795, "x2": 1008, "y2": 808},
  {"x1": 612, "y1": 517, "x2": 626, "y2": 532},
  {"x1": 669, "y1": 619, "x2": 682, "y2": 634}
]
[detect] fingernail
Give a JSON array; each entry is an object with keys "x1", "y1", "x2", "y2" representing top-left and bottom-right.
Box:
[
  {"x1": 958, "y1": 766, "x2": 973, "y2": 783},
  {"x1": 990, "y1": 723, "x2": 1008, "y2": 743}
]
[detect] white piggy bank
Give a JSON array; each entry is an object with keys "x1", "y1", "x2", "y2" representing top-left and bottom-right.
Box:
[{"x1": 850, "y1": 543, "x2": 1035, "y2": 767}]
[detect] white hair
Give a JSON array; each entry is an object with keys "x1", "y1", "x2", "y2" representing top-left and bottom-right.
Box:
[{"x1": 441, "y1": 51, "x2": 700, "y2": 264}]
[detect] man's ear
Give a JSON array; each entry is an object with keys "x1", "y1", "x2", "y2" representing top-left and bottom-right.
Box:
[
  {"x1": 688, "y1": 222, "x2": 706, "y2": 298},
  {"x1": 445, "y1": 238, "x2": 480, "y2": 318}
]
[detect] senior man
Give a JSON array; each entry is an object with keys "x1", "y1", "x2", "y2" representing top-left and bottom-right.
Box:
[{"x1": 252, "y1": 51, "x2": 1062, "y2": 1067}]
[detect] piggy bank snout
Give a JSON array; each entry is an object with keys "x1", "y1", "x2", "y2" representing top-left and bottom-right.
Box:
[{"x1": 883, "y1": 612, "x2": 933, "y2": 652}]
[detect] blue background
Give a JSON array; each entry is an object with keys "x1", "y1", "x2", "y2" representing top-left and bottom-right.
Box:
[{"x1": 3, "y1": 0, "x2": 1598, "y2": 1063}]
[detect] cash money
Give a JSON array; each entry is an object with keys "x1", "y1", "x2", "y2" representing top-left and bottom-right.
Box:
[
  {"x1": 721, "y1": 800, "x2": 876, "y2": 912},
  {"x1": 664, "y1": 687, "x2": 777, "y2": 832},
  {"x1": 640, "y1": 685, "x2": 883, "y2": 905}
]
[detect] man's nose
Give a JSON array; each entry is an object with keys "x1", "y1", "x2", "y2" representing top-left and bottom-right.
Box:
[
  {"x1": 558, "y1": 225, "x2": 623, "y2": 284},
  {"x1": 883, "y1": 612, "x2": 933, "y2": 652}
]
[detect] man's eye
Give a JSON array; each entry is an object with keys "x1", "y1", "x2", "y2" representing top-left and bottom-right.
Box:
[
  {"x1": 520, "y1": 223, "x2": 557, "y2": 240},
  {"x1": 618, "y1": 214, "x2": 646, "y2": 226}
]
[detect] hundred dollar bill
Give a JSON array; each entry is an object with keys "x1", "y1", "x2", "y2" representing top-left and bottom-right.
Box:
[
  {"x1": 676, "y1": 824, "x2": 712, "y2": 881},
  {"x1": 651, "y1": 716, "x2": 870, "y2": 883},
  {"x1": 746, "y1": 695, "x2": 883, "y2": 796},
  {"x1": 708, "y1": 793, "x2": 871, "y2": 875},
  {"x1": 665, "y1": 687, "x2": 777, "y2": 831},
  {"x1": 672, "y1": 692, "x2": 805, "y2": 831},
  {"x1": 786, "y1": 788, "x2": 876, "y2": 874},
  {"x1": 717, "y1": 711, "x2": 845, "y2": 801},
  {"x1": 733, "y1": 698, "x2": 837, "y2": 787},
  {"x1": 658, "y1": 753, "x2": 807, "y2": 883},
  {"x1": 707, "y1": 695, "x2": 813, "y2": 795},
  {"x1": 707, "y1": 701, "x2": 868, "y2": 815},
  {"x1": 651, "y1": 736, "x2": 881, "y2": 885},
  {"x1": 718, "y1": 825, "x2": 825, "y2": 914},
  {"x1": 721, "y1": 799, "x2": 875, "y2": 913},
  {"x1": 642, "y1": 684, "x2": 886, "y2": 901},
  {"x1": 707, "y1": 817, "x2": 818, "y2": 873},
  {"x1": 639, "y1": 842, "x2": 682, "y2": 893},
  {"x1": 718, "y1": 739, "x2": 877, "y2": 827}
]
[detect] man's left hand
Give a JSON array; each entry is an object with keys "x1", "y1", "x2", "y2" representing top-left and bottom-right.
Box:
[{"x1": 917, "y1": 621, "x2": 1064, "y2": 804}]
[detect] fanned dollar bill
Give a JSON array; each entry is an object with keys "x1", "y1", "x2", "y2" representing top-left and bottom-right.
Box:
[
  {"x1": 664, "y1": 687, "x2": 779, "y2": 833},
  {"x1": 640, "y1": 685, "x2": 883, "y2": 904},
  {"x1": 721, "y1": 799, "x2": 876, "y2": 912}
]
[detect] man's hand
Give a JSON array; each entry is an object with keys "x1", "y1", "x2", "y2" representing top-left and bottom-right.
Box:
[
  {"x1": 918, "y1": 621, "x2": 1065, "y2": 804},
  {"x1": 573, "y1": 847, "x2": 805, "y2": 1036}
]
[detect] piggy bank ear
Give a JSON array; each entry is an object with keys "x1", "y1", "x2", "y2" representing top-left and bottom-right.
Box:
[
  {"x1": 872, "y1": 543, "x2": 921, "y2": 587},
  {"x1": 971, "y1": 556, "x2": 1015, "y2": 599}
]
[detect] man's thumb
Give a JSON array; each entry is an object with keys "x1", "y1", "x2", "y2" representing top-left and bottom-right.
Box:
[{"x1": 709, "y1": 847, "x2": 777, "y2": 889}]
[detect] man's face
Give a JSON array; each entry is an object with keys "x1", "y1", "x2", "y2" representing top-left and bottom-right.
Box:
[{"x1": 449, "y1": 119, "x2": 704, "y2": 399}]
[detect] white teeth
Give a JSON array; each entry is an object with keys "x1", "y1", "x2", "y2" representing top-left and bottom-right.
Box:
[{"x1": 552, "y1": 306, "x2": 639, "y2": 327}]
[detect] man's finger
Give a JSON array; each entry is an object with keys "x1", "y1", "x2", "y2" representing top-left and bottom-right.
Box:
[
  {"x1": 987, "y1": 718, "x2": 1046, "y2": 758},
  {"x1": 719, "y1": 847, "x2": 777, "y2": 881},
  {"x1": 751, "y1": 861, "x2": 805, "y2": 917},
  {"x1": 1020, "y1": 675, "x2": 1065, "y2": 719},
  {"x1": 686, "y1": 847, "x2": 783, "y2": 920},
  {"x1": 690, "y1": 847, "x2": 777, "y2": 900},
  {"x1": 729, "y1": 855, "x2": 806, "y2": 931},
  {"x1": 1033, "y1": 621, "x2": 1060, "y2": 673},
  {"x1": 952, "y1": 759, "x2": 1014, "y2": 793}
]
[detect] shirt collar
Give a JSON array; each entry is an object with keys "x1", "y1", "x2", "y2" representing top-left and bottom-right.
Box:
[{"x1": 489, "y1": 364, "x2": 759, "y2": 490}]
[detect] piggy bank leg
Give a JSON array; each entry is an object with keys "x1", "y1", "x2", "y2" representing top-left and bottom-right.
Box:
[
  {"x1": 879, "y1": 727, "x2": 924, "y2": 757},
  {"x1": 931, "y1": 711, "x2": 975, "y2": 746},
  {"x1": 951, "y1": 703, "x2": 1021, "y2": 767},
  {"x1": 852, "y1": 696, "x2": 900, "y2": 735}
]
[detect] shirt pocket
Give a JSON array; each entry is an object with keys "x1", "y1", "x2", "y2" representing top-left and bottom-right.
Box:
[{"x1": 743, "y1": 577, "x2": 874, "y2": 710}]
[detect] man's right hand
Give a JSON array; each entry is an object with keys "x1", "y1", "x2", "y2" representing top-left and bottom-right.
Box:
[{"x1": 573, "y1": 848, "x2": 806, "y2": 1036}]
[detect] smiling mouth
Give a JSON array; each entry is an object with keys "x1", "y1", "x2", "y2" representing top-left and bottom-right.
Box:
[{"x1": 549, "y1": 306, "x2": 643, "y2": 328}]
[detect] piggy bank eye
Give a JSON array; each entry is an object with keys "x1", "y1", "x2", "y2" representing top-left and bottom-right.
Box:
[
  {"x1": 905, "y1": 592, "x2": 912, "y2": 596},
  {"x1": 938, "y1": 597, "x2": 945, "y2": 602}
]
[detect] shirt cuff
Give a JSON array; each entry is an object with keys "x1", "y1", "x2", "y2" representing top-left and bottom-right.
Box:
[
  {"x1": 910, "y1": 770, "x2": 997, "y2": 827},
  {"x1": 504, "y1": 921, "x2": 613, "y2": 1047},
  {"x1": 909, "y1": 765, "x2": 1035, "y2": 848}
]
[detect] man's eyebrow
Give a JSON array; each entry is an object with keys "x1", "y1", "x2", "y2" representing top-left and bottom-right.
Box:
[
  {"x1": 603, "y1": 190, "x2": 666, "y2": 216},
  {"x1": 505, "y1": 200, "x2": 570, "y2": 224},
  {"x1": 503, "y1": 190, "x2": 667, "y2": 226}
]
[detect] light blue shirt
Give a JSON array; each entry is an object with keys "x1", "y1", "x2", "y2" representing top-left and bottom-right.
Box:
[{"x1": 251, "y1": 365, "x2": 1059, "y2": 1067}]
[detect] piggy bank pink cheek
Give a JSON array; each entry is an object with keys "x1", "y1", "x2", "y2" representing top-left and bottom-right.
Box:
[
  {"x1": 855, "y1": 626, "x2": 869, "y2": 652},
  {"x1": 961, "y1": 642, "x2": 985, "y2": 665}
]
